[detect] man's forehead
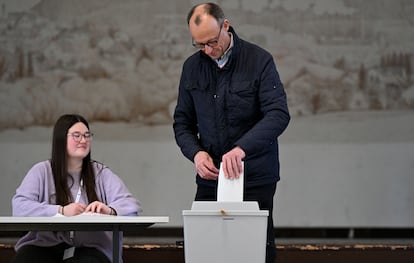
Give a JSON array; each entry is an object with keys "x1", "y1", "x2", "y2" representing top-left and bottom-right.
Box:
[
  {"x1": 190, "y1": 11, "x2": 208, "y2": 27},
  {"x1": 190, "y1": 14, "x2": 220, "y2": 32}
]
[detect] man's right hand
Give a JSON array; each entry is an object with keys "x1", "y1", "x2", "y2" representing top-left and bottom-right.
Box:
[{"x1": 194, "y1": 151, "x2": 219, "y2": 180}]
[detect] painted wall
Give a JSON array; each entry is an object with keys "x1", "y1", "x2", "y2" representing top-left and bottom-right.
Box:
[{"x1": 1, "y1": 0, "x2": 414, "y2": 227}]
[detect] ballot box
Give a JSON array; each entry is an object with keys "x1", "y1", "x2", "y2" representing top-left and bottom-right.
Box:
[{"x1": 182, "y1": 201, "x2": 268, "y2": 263}]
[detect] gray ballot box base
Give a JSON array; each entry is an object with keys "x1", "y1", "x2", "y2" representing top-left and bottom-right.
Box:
[{"x1": 183, "y1": 201, "x2": 268, "y2": 263}]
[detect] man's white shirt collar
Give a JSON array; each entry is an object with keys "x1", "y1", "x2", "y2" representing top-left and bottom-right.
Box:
[{"x1": 215, "y1": 32, "x2": 233, "y2": 68}]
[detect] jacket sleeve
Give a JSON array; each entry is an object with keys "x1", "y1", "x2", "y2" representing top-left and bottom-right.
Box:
[
  {"x1": 172, "y1": 62, "x2": 204, "y2": 162},
  {"x1": 235, "y1": 56, "x2": 290, "y2": 156},
  {"x1": 12, "y1": 162, "x2": 61, "y2": 217}
]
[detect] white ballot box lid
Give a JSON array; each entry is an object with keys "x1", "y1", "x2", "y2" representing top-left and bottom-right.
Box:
[
  {"x1": 183, "y1": 201, "x2": 268, "y2": 216},
  {"x1": 191, "y1": 201, "x2": 258, "y2": 210}
]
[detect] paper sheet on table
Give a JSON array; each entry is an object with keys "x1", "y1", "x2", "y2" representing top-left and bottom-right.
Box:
[
  {"x1": 217, "y1": 161, "x2": 244, "y2": 202},
  {"x1": 53, "y1": 212, "x2": 112, "y2": 217}
]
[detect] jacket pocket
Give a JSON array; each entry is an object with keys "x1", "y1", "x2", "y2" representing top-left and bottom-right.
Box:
[
  {"x1": 184, "y1": 80, "x2": 210, "y2": 91},
  {"x1": 185, "y1": 80, "x2": 214, "y2": 119},
  {"x1": 228, "y1": 80, "x2": 257, "y2": 108}
]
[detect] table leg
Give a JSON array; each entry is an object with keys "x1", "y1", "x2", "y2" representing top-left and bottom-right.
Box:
[{"x1": 113, "y1": 225, "x2": 120, "y2": 263}]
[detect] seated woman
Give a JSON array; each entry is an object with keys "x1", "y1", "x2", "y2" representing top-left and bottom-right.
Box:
[{"x1": 11, "y1": 114, "x2": 142, "y2": 263}]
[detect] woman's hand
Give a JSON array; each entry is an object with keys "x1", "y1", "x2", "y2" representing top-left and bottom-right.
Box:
[
  {"x1": 62, "y1": 203, "x2": 87, "y2": 216},
  {"x1": 84, "y1": 201, "x2": 114, "y2": 215}
]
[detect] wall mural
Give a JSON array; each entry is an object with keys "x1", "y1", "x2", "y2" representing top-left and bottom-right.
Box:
[
  {"x1": 1, "y1": 0, "x2": 413, "y2": 132},
  {"x1": 1, "y1": 0, "x2": 414, "y2": 226}
]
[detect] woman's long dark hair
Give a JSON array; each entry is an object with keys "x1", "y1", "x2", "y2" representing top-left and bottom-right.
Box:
[{"x1": 51, "y1": 114, "x2": 98, "y2": 205}]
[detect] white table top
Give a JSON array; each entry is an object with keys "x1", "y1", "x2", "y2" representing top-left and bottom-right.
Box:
[
  {"x1": 0, "y1": 215, "x2": 169, "y2": 232},
  {"x1": 0, "y1": 215, "x2": 169, "y2": 224}
]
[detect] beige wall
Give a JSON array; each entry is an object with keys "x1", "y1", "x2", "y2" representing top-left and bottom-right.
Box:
[{"x1": 1, "y1": 0, "x2": 414, "y2": 227}]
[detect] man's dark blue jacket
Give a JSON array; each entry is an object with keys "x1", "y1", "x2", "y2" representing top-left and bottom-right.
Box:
[{"x1": 173, "y1": 26, "x2": 290, "y2": 187}]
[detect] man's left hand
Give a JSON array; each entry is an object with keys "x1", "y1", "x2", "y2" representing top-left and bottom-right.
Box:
[{"x1": 222, "y1": 146, "x2": 245, "y2": 179}]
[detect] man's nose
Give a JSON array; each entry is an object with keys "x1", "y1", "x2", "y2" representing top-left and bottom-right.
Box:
[{"x1": 204, "y1": 45, "x2": 213, "y2": 54}]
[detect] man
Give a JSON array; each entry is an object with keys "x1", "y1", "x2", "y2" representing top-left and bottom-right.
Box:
[{"x1": 173, "y1": 3, "x2": 290, "y2": 262}]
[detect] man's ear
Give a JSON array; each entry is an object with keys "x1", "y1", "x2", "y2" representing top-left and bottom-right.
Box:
[{"x1": 223, "y1": 19, "x2": 230, "y2": 31}]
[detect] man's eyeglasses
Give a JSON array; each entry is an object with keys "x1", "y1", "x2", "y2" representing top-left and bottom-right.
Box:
[
  {"x1": 192, "y1": 23, "x2": 223, "y2": 49},
  {"x1": 68, "y1": 132, "x2": 93, "y2": 142}
]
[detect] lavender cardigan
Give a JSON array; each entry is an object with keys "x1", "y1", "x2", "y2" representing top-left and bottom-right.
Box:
[{"x1": 12, "y1": 160, "x2": 142, "y2": 262}]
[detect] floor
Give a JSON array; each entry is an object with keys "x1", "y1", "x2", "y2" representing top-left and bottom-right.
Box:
[
  {"x1": 2, "y1": 236, "x2": 414, "y2": 263},
  {"x1": 2, "y1": 226, "x2": 414, "y2": 262}
]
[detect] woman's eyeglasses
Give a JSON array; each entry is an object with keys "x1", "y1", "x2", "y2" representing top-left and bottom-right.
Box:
[{"x1": 68, "y1": 132, "x2": 93, "y2": 142}]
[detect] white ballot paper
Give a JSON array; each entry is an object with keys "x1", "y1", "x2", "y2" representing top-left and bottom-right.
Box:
[{"x1": 217, "y1": 161, "x2": 244, "y2": 202}]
